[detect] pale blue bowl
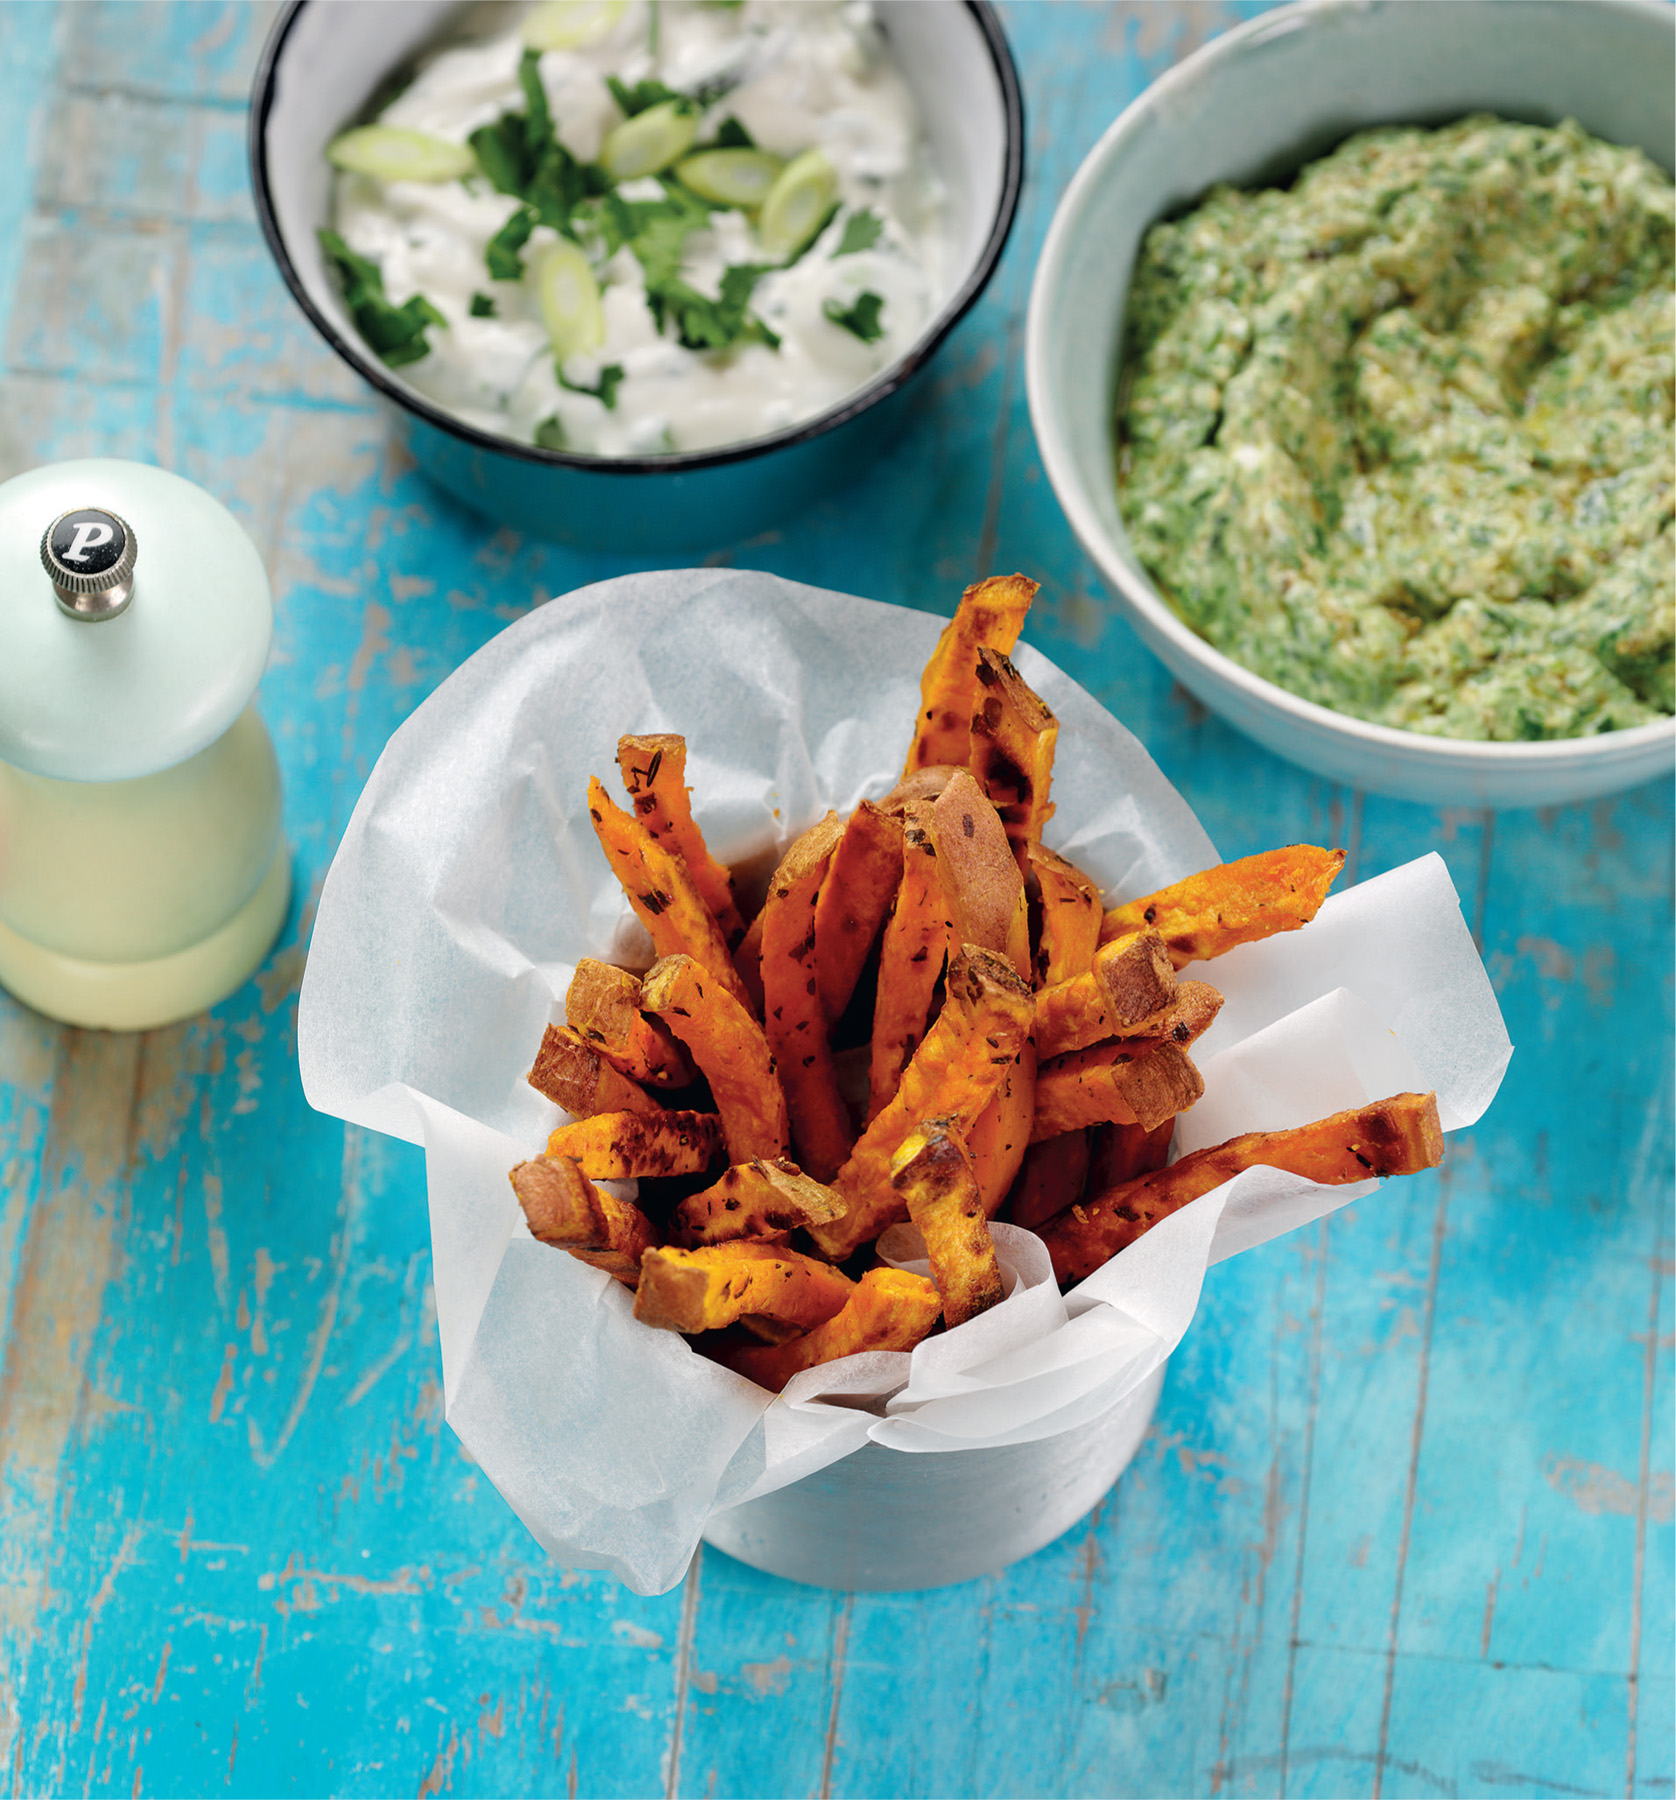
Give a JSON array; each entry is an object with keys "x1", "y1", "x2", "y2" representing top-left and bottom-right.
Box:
[
  {"x1": 1027, "y1": 0, "x2": 1676, "y2": 809},
  {"x1": 252, "y1": 0, "x2": 1022, "y2": 551}
]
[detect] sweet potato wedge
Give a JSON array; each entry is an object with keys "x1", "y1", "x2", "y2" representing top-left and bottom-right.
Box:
[
  {"x1": 639, "y1": 952, "x2": 789, "y2": 1164},
  {"x1": 566, "y1": 958, "x2": 696, "y2": 1088},
  {"x1": 732, "y1": 906, "x2": 765, "y2": 1016},
  {"x1": 1086, "y1": 1117, "x2": 1176, "y2": 1195},
  {"x1": 587, "y1": 777, "x2": 755, "y2": 1015},
  {"x1": 815, "y1": 945, "x2": 1036, "y2": 1261},
  {"x1": 866, "y1": 799, "x2": 954, "y2": 1122},
  {"x1": 1036, "y1": 1092, "x2": 1446, "y2": 1283},
  {"x1": 509, "y1": 1153, "x2": 658, "y2": 1285},
  {"x1": 717, "y1": 1266, "x2": 943, "y2": 1392},
  {"x1": 1034, "y1": 930, "x2": 1177, "y2": 1059},
  {"x1": 813, "y1": 801, "x2": 905, "y2": 1025},
  {"x1": 903, "y1": 574, "x2": 1039, "y2": 773},
  {"x1": 545, "y1": 1108, "x2": 724, "y2": 1179},
  {"x1": 967, "y1": 1032, "x2": 1036, "y2": 1217},
  {"x1": 1007, "y1": 1128, "x2": 1091, "y2": 1232},
  {"x1": 890, "y1": 1120, "x2": 1004, "y2": 1327},
  {"x1": 527, "y1": 1023, "x2": 660, "y2": 1119},
  {"x1": 634, "y1": 1241, "x2": 854, "y2": 1334},
  {"x1": 930, "y1": 770, "x2": 1031, "y2": 981},
  {"x1": 1030, "y1": 1038, "x2": 1204, "y2": 1139},
  {"x1": 762, "y1": 813, "x2": 853, "y2": 1182},
  {"x1": 616, "y1": 733, "x2": 747, "y2": 945},
  {"x1": 672, "y1": 1157, "x2": 847, "y2": 1247},
  {"x1": 1100, "y1": 845, "x2": 1347, "y2": 968},
  {"x1": 968, "y1": 647, "x2": 1058, "y2": 853},
  {"x1": 1026, "y1": 843, "x2": 1102, "y2": 989}
]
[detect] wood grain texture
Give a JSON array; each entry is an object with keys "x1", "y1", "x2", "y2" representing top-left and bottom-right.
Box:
[{"x1": 0, "y1": 1, "x2": 1670, "y2": 1795}]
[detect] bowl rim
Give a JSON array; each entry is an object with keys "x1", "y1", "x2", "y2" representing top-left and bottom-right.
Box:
[
  {"x1": 250, "y1": 0, "x2": 1025, "y2": 477},
  {"x1": 1025, "y1": 0, "x2": 1676, "y2": 771}
]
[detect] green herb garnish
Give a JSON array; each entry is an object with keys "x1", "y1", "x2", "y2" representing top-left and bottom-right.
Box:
[
  {"x1": 833, "y1": 209, "x2": 884, "y2": 258},
  {"x1": 559, "y1": 362, "x2": 626, "y2": 409},
  {"x1": 471, "y1": 49, "x2": 607, "y2": 274},
  {"x1": 485, "y1": 208, "x2": 536, "y2": 280},
  {"x1": 534, "y1": 414, "x2": 570, "y2": 450},
  {"x1": 318, "y1": 229, "x2": 445, "y2": 367},
  {"x1": 469, "y1": 292, "x2": 498, "y2": 317},
  {"x1": 650, "y1": 262, "x2": 779, "y2": 352},
  {"x1": 824, "y1": 289, "x2": 885, "y2": 343},
  {"x1": 711, "y1": 116, "x2": 755, "y2": 150},
  {"x1": 607, "y1": 76, "x2": 685, "y2": 118}
]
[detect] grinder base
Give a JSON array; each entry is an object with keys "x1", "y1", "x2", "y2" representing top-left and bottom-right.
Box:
[{"x1": 0, "y1": 847, "x2": 291, "y2": 1031}]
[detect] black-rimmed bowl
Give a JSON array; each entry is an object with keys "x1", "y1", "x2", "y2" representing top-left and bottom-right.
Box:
[{"x1": 251, "y1": 0, "x2": 1022, "y2": 550}]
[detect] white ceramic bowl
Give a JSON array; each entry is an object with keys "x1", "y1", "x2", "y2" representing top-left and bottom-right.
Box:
[
  {"x1": 252, "y1": 1, "x2": 1022, "y2": 551},
  {"x1": 1027, "y1": 0, "x2": 1675, "y2": 810}
]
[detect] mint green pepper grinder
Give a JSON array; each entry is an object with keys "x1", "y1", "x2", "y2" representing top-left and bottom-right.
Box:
[{"x1": 0, "y1": 459, "x2": 290, "y2": 1030}]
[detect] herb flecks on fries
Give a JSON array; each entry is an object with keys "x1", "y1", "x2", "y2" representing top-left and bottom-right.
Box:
[{"x1": 509, "y1": 577, "x2": 1435, "y2": 1392}]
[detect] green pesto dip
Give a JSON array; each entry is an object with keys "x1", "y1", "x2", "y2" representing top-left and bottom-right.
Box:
[{"x1": 1116, "y1": 116, "x2": 1675, "y2": 741}]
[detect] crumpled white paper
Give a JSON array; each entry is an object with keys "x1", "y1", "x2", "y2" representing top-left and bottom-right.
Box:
[{"x1": 298, "y1": 568, "x2": 1513, "y2": 1595}]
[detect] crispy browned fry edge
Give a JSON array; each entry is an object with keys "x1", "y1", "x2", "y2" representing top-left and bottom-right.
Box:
[
  {"x1": 640, "y1": 953, "x2": 789, "y2": 1164},
  {"x1": 867, "y1": 799, "x2": 953, "y2": 1123},
  {"x1": 891, "y1": 1120, "x2": 1004, "y2": 1327},
  {"x1": 566, "y1": 958, "x2": 697, "y2": 1087},
  {"x1": 969, "y1": 647, "x2": 1058, "y2": 853},
  {"x1": 903, "y1": 574, "x2": 1039, "y2": 774},
  {"x1": 716, "y1": 1267, "x2": 943, "y2": 1392},
  {"x1": 1031, "y1": 1038, "x2": 1205, "y2": 1139},
  {"x1": 813, "y1": 801, "x2": 905, "y2": 1025},
  {"x1": 930, "y1": 770, "x2": 1031, "y2": 980},
  {"x1": 508, "y1": 1154, "x2": 657, "y2": 1285},
  {"x1": 815, "y1": 945, "x2": 1035, "y2": 1261},
  {"x1": 1086, "y1": 1116, "x2": 1176, "y2": 1195},
  {"x1": 673, "y1": 1158, "x2": 847, "y2": 1246},
  {"x1": 617, "y1": 733, "x2": 747, "y2": 944},
  {"x1": 546, "y1": 1108, "x2": 724, "y2": 1179},
  {"x1": 527, "y1": 1023, "x2": 660, "y2": 1118},
  {"x1": 1027, "y1": 843, "x2": 1102, "y2": 989},
  {"x1": 967, "y1": 1033, "x2": 1036, "y2": 1216},
  {"x1": 1007, "y1": 1128, "x2": 1091, "y2": 1231},
  {"x1": 587, "y1": 777, "x2": 757, "y2": 1015},
  {"x1": 1100, "y1": 845, "x2": 1347, "y2": 968},
  {"x1": 634, "y1": 1242, "x2": 854, "y2": 1333},
  {"x1": 762, "y1": 814, "x2": 853, "y2": 1182},
  {"x1": 1034, "y1": 930, "x2": 1177, "y2": 1059},
  {"x1": 1037, "y1": 1092, "x2": 1445, "y2": 1283}
]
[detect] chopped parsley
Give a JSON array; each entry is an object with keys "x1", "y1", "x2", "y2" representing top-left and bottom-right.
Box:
[
  {"x1": 318, "y1": 229, "x2": 445, "y2": 367},
  {"x1": 471, "y1": 50, "x2": 607, "y2": 274},
  {"x1": 468, "y1": 292, "x2": 497, "y2": 317},
  {"x1": 652, "y1": 262, "x2": 780, "y2": 352},
  {"x1": 823, "y1": 289, "x2": 885, "y2": 343},
  {"x1": 607, "y1": 76, "x2": 687, "y2": 119},
  {"x1": 559, "y1": 362, "x2": 626, "y2": 409},
  {"x1": 533, "y1": 415, "x2": 569, "y2": 450},
  {"x1": 710, "y1": 116, "x2": 755, "y2": 150},
  {"x1": 484, "y1": 208, "x2": 535, "y2": 280},
  {"x1": 833, "y1": 209, "x2": 884, "y2": 258}
]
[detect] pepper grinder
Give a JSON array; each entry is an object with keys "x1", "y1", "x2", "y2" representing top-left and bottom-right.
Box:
[{"x1": 0, "y1": 459, "x2": 290, "y2": 1031}]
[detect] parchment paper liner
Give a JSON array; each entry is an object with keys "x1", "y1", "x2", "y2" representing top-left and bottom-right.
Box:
[{"x1": 299, "y1": 569, "x2": 1511, "y2": 1594}]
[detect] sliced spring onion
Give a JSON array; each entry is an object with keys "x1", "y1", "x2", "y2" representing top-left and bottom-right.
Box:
[
  {"x1": 600, "y1": 100, "x2": 698, "y2": 182},
  {"x1": 326, "y1": 125, "x2": 475, "y2": 184},
  {"x1": 757, "y1": 149, "x2": 839, "y2": 258},
  {"x1": 675, "y1": 148, "x2": 785, "y2": 208},
  {"x1": 532, "y1": 240, "x2": 606, "y2": 359},
  {"x1": 520, "y1": 0, "x2": 627, "y2": 51}
]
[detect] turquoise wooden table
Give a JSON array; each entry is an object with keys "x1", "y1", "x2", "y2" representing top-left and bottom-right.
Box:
[{"x1": 0, "y1": 3, "x2": 1670, "y2": 1795}]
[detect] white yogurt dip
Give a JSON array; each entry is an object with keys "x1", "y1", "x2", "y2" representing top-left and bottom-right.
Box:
[{"x1": 326, "y1": 0, "x2": 951, "y2": 457}]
